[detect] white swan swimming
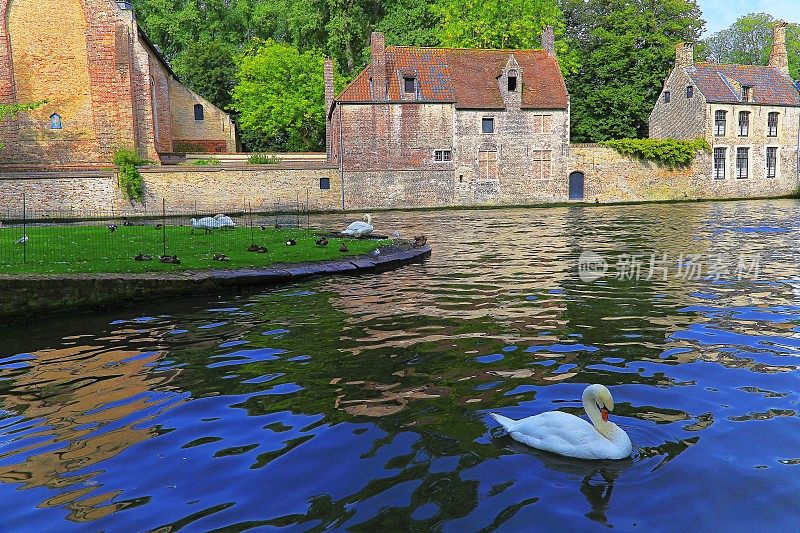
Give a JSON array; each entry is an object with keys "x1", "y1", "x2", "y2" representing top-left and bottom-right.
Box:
[
  {"x1": 342, "y1": 214, "x2": 374, "y2": 238},
  {"x1": 491, "y1": 384, "x2": 632, "y2": 460}
]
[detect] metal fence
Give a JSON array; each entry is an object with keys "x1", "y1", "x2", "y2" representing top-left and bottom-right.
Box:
[{"x1": 0, "y1": 196, "x2": 310, "y2": 271}]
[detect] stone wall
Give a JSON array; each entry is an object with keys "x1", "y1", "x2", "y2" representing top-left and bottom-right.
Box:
[
  {"x1": 570, "y1": 145, "x2": 797, "y2": 203},
  {"x1": 0, "y1": 166, "x2": 341, "y2": 216}
]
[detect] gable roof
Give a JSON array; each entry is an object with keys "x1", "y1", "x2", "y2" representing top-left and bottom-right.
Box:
[
  {"x1": 687, "y1": 63, "x2": 800, "y2": 107},
  {"x1": 337, "y1": 47, "x2": 568, "y2": 110}
]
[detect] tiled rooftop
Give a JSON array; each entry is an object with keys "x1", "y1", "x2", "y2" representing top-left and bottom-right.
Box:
[
  {"x1": 688, "y1": 63, "x2": 800, "y2": 107},
  {"x1": 337, "y1": 47, "x2": 568, "y2": 110}
]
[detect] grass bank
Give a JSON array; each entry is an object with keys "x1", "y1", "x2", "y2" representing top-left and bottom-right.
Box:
[{"x1": 0, "y1": 224, "x2": 388, "y2": 275}]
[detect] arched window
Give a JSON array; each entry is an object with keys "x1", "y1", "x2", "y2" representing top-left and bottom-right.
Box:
[
  {"x1": 194, "y1": 104, "x2": 204, "y2": 121},
  {"x1": 50, "y1": 113, "x2": 62, "y2": 130}
]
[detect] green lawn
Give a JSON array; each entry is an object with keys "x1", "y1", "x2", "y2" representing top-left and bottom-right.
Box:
[{"x1": 0, "y1": 224, "x2": 389, "y2": 275}]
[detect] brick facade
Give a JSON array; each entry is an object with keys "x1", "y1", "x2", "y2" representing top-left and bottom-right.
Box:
[{"x1": 0, "y1": 0, "x2": 235, "y2": 170}]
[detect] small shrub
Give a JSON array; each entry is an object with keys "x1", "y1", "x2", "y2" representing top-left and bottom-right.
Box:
[
  {"x1": 247, "y1": 153, "x2": 281, "y2": 165},
  {"x1": 193, "y1": 157, "x2": 221, "y2": 166},
  {"x1": 599, "y1": 138, "x2": 710, "y2": 169},
  {"x1": 113, "y1": 148, "x2": 152, "y2": 203}
]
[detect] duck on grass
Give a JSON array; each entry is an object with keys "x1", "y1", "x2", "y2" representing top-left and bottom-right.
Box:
[{"x1": 0, "y1": 217, "x2": 390, "y2": 275}]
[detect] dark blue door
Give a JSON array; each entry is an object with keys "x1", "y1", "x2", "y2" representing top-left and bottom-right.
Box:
[{"x1": 569, "y1": 172, "x2": 584, "y2": 200}]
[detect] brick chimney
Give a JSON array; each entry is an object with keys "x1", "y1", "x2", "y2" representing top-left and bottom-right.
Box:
[
  {"x1": 324, "y1": 58, "x2": 335, "y2": 162},
  {"x1": 675, "y1": 42, "x2": 694, "y2": 69},
  {"x1": 541, "y1": 26, "x2": 555, "y2": 56},
  {"x1": 370, "y1": 32, "x2": 387, "y2": 101},
  {"x1": 769, "y1": 21, "x2": 789, "y2": 75}
]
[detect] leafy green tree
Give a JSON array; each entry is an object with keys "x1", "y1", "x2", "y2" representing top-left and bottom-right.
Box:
[
  {"x1": 562, "y1": 0, "x2": 704, "y2": 142},
  {"x1": 171, "y1": 38, "x2": 237, "y2": 109},
  {"x1": 701, "y1": 13, "x2": 800, "y2": 79},
  {"x1": 376, "y1": 0, "x2": 440, "y2": 48},
  {"x1": 231, "y1": 41, "x2": 326, "y2": 152},
  {"x1": 434, "y1": 0, "x2": 579, "y2": 73}
]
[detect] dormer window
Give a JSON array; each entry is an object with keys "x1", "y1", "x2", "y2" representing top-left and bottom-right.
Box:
[
  {"x1": 742, "y1": 86, "x2": 752, "y2": 102},
  {"x1": 403, "y1": 77, "x2": 416, "y2": 94},
  {"x1": 50, "y1": 113, "x2": 62, "y2": 130},
  {"x1": 508, "y1": 69, "x2": 518, "y2": 92}
]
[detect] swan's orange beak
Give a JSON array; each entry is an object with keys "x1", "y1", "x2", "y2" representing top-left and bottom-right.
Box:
[{"x1": 600, "y1": 408, "x2": 609, "y2": 422}]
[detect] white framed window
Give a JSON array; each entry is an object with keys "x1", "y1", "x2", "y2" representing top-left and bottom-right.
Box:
[
  {"x1": 714, "y1": 110, "x2": 726, "y2": 136},
  {"x1": 434, "y1": 149, "x2": 452, "y2": 162},
  {"x1": 736, "y1": 147, "x2": 749, "y2": 179},
  {"x1": 767, "y1": 112, "x2": 779, "y2": 137},
  {"x1": 766, "y1": 147, "x2": 778, "y2": 179},
  {"x1": 738, "y1": 111, "x2": 750, "y2": 137},
  {"x1": 713, "y1": 147, "x2": 726, "y2": 180}
]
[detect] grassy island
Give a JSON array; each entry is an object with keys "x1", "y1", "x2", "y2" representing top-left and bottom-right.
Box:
[{"x1": 0, "y1": 224, "x2": 389, "y2": 275}]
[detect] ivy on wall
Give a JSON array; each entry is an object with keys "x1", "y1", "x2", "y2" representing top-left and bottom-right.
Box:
[
  {"x1": 113, "y1": 148, "x2": 152, "y2": 203},
  {"x1": 599, "y1": 138, "x2": 710, "y2": 169}
]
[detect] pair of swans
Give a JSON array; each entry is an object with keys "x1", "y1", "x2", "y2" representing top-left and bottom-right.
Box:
[{"x1": 491, "y1": 384, "x2": 632, "y2": 460}]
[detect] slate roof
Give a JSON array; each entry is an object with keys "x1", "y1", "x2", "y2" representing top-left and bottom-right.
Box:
[
  {"x1": 337, "y1": 47, "x2": 568, "y2": 110},
  {"x1": 687, "y1": 63, "x2": 800, "y2": 107}
]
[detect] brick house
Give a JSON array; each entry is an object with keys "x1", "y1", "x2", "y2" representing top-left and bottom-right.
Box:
[
  {"x1": 0, "y1": 0, "x2": 236, "y2": 170},
  {"x1": 325, "y1": 29, "x2": 571, "y2": 209},
  {"x1": 649, "y1": 23, "x2": 800, "y2": 185}
]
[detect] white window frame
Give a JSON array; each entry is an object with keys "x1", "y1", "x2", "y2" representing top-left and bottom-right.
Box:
[
  {"x1": 735, "y1": 146, "x2": 751, "y2": 179},
  {"x1": 766, "y1": 146, "x2": 779, "y2": 179},
  {"x1": 434, "y1": 149, "x2": 452, "y2": 162},
  {"x1": 713, "y1": 146, "x2": 727, "y2": 180}
]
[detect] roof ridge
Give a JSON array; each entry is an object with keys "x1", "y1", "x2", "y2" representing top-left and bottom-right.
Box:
[
  {"x1": 386, "y1": 45, "x2": 547, "y2": 53},
  {"x1": 694, "y1": 61, "x2": 782, "y2": 71}
]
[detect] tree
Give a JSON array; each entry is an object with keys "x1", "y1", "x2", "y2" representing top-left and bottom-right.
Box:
[
  {"x1": 562, "y1": 0, "x2": 704, "y2": 142},
  {"x1": 434, "y1": 0, "x2": 579, "y2": 73},
  {"x1": 231, "y1": 41, "x2": 326, "y2": 152},
  {"x1": 171, "y1": 38, "x2": 237, "y2": 109},
  {"x1": 701, "y1": 13, "x2": 800, "y2": 79}
]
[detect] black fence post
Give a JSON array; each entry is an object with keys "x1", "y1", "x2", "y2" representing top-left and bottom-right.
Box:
[
  {"x1": 22, "y1": 192, "x2": 27, "y2": 264},
  {"x1": 162, "y1": 198, "x2": 167, "y2": 258}
]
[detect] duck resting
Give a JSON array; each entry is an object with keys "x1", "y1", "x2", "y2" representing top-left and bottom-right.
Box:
[
  {"x1": 491, "y1": 384, "x2": 632, "y2": 460},
  {"x1": 342, "y1": 214, "x2": 374, "y2": 238}
]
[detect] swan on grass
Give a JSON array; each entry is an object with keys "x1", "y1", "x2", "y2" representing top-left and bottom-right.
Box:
[
  {"x1": 191, "y1": 217, "x2": 224, "y2": 234},
  {"x1": 491, "y1": 384, "x2": 632, "y2": 460},
  {"x1": 342, "y1": 214, "x2": 374, "y2": 238}
]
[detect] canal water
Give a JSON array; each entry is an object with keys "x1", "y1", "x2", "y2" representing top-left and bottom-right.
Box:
[{"x1": 1, "y1": 200, "x2": 799, "y2": 531}]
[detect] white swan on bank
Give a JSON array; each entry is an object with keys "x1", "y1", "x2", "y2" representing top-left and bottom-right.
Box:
[
  {"x1": 491, "y1": 384, "x2": 632, "y2": 460},
  {"x1": 342, "y1": 214, "x2": 374, "y2": 238},
  {"x1": 191, "y1": 217, "x2": 224, "y2": 234},
  {"x1": 213, "y1": 214, "x2": 236, "y2": 228}
]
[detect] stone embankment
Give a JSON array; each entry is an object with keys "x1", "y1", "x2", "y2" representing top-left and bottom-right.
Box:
[{"x1": 0, "y1": 245, "x2": 431, "y2": 324}]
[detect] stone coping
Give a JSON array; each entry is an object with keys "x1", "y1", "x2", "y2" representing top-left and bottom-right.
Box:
[{"x1": 0, "y1": 245, "x2": 431, "y2": 324}]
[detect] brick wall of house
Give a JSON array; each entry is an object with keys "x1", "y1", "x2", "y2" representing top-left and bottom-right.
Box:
[
  {"x1": 453, "y1": 108, "x2": 570, "y2": 205},
  {"x1": 0, "y1": 0, "x2": 234, "y2": 169},
  {"x1": 704, "y1": 104, "x2": 799, "y2": 182},
  {"x1": 169, "y1": 78, "x2": 237, "y2": 153},
  {"x1": 649, "y1": 68, "x2": 707, "y2": 139}
]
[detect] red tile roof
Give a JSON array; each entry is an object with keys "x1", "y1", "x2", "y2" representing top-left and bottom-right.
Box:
[
  {"x1": 688, "y1": 63, "x2": 800, "y2": 107},
  {"x1": 337, "y1": 47, "x2": 568, "y2": 110}
]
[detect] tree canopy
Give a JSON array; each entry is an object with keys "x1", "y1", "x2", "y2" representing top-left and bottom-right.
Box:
[
  {"x1": 132, "y1": 0, "x2": 710, "y2": 148},
  {"x1": 700, "y1": 13, "x2": 800, "y2": 79}
]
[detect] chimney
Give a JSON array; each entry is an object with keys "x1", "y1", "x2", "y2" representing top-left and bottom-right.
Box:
[
  {"x1": 324, "y1": 58, "x2": 335, "y2": 162},
  {"x1": 769, "y1": 21, "x2": 790, "y2": 75},
  {"x1": 370, "y1": 32, "x2": 387, "y2": 101},
  {"x1": 675, "y1": 42, "x2": 694, "y2": 69},
  {"x1": 541, "y1": 26, "x2": 555, "y2": 56}
]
